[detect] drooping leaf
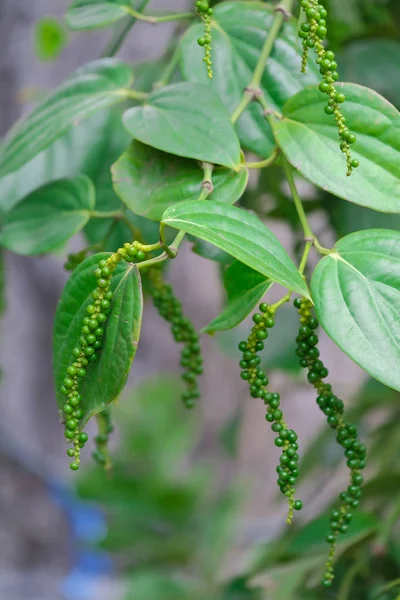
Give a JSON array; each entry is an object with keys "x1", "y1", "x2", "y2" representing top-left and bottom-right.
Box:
[
  {"x1": 0, "y1": 110, "x2": 123, "y2": 213},
  {"x1": 311, "y1": 229, "x2": 400, "y2": 392},
  {"x1": 272, "y1": 83, "x2": 400, "y2": 213},
  {"x1": 66, "y1": 0, "x2": 132, "y2": 30},
  {"x1": 112, "y1": 141, "x2": 248, "y2": 220},
  {"x1": 123, "y1": 82, "x2": 241, "y2": 169},
  {"x1": 35, "y1": 17, "x2": 68, "y2": 61},
  {"x1": 162, "y1": 200, "x2": 310, "y2": 297},
  {"x1": 0, "y1": 59, "x2": 133, "y2": 176},
  {"x1": 179, "y1": 1, "x2": 319, "y2": 157},
  {"x1": 189, "y1": 237, "x2": 234, "y2": 265},
  {"x1": 203, "y1": 261, "x2": 271, "y2": 334},
  {"x1": 53, "y1": 252, "x2": 143, "y2": 423},
  {"x1": 0, "y1": 177, "x2": 95, "y2": 255}
]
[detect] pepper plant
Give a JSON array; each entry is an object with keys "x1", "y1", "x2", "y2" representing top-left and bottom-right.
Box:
[{"x1": 1, "y1": 0, "x2": 400, "y2": 589}]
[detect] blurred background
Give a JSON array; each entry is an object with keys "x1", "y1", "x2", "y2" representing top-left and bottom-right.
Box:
[{"x1": 1, "y1": 0, "x2": 400, "y2": 598}]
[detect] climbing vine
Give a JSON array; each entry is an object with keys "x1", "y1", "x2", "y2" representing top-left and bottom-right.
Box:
[{"x1": 1, "y1": 0, "x2": 400, "y2": 592}]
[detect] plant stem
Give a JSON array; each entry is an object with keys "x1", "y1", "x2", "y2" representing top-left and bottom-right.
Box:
[
  {"x1": 251, "y1": 0, "x2": 294, "y2": 88},
  {"x1": 298, "y1": 240, "x2": 312, "y2": 275},
  {"x1": 101, "y1": 0, "x2": 151, "y2": 57},
  {"x1": 282, "y1": 157, "x2": 331, "y2": 255},
  {"x1": 245, "y1": 148, "x2": 278, "y2": 169},
  {"x1": 90, "y1": 210, "x2": 124, "y2": 219},
  {"x1": 375, "y1": 493, "x2": 400, "y2": 553},
  {"x1": 337, "y1": 556, "x2": 364, "y2": 600},
  {"x1": 123, "y1": 89, "x2": 149, "y2": 101},
  {"x1": 230, "y1": 0, "x2": 294, "y2": 124},
  {"x1": 125, "y1": 7, "x2": 193, "y2": 23}
]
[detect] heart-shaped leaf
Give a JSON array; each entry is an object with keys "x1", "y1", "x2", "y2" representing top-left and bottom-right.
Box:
[
  {"x1": 123, "y1": 82, "x2": 241, "y2": 169},
  {"x1": 53, "y1": 252, "x2": 143, "y2": 423},
  {"x1": 272, "y1": 83, "x2": 400, "y2": 213},
  {"x1": 179, "y1": 1, "x2": 319, "y2": 157},
  {"x1": 311, "y1": 229, "x2": 400, "y2": 391},
  {"x1": 0, "y1": 176, "x2": 95, "y2": 255},
  {"x1": 0, "y1": 59, "x2": 133, "y2": 176},
  {"x1": 203, "y1": 261, "x2": 271, "y2": 333},
  {"x1": 112, "y1": 141, "x2": 248, "y2": 220},
  {"x1": 66, "y1": 0, "x2": 131, "y2": 30},
  {"x1": 162, "y1": 200, "x2": 310, "y2": 298}
]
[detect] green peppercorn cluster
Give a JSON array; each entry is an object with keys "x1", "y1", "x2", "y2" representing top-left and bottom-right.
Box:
[
  {"x1": 238, "y1": 303, "x2": 303, "y2": 523},
  {"x1": 148, "y1": 266, "x2": 203, "y2": 408},
  {"x1": 195, "y1": 0, "x2": 213, "y2": 79},
  {"x1": 298, "y1": 0, "x2": 359, "y2": 176},
  {"x1": 93, "y1": 407, "x2": 113, "y2": 469},
  {"x1": 61, "y1": 241, "x2": 148, "y2": 471},
  {"x1": 294, "y1": 297, "x2": 366, "y2": 588}
]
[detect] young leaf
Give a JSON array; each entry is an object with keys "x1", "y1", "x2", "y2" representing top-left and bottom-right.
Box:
[
  {"x1": 112, "y1": 141, "x2": 248, "y2": 220},
  {"x1": 272, "y1": 83, "x2": 400, "y2": 213},
  {"x1": 0, "y1": 59, "x2": 133, "y2": 176},
  {"x1": 66, "y1": 0, "x2": 131, "y2": 30},
  {"x1": 53, "y1": 252, "x2": 143, "y2": 423},
  {"x1": 203, "y1": 261, "x2": 272, "y2": 334},
  {"x1": 179, "y1": 1, "x2": 319, "y2": 157},
  {"x1": 35, "y1": 17, "x2": 68, "y2": 61},
  {"x1": 123, "y1": 82, "x2": 241, "y2": 169},
  {"x1": 162, "y1": 200, "x2": 310, "y2": 298},
  {"x1": 0, "y1": 176, "x2": 95, "y2": 255},
  {"x1": 311, "y1": 229, "x2": 400, "y2": 392}
]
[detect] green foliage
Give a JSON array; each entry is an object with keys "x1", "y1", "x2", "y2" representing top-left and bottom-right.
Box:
[
  {"x1": 53, "y1": 252, "x2": 143, "y2": 424},
  {"x1": 123, "y1": 82, "x2": 241, "y2": 169},
  {"x1": 2, "y1": 0, "x2": 400, "y2": 594},
  {"x1": 311, "y1": 230, "x2": 400, "y2": 392},
  {"x1": 35, "y1": 17, "x2": 68, "y2": 61},
  {"x1": 203, "y1": 261, "x2": 272, "y2": 334},
  {"x1": 272, "y1": 83, "x2": 400, "y2": 211},
  {"x1": 0, "y1": 59, "x2": 134, "y2": 176},
  {"x1": 112, "y1": 141, "x2": 248, "y2": 220},
  {"x1": 180, "y1": 1, "x2": 319, "y2": 157},
  {"x1": 162, "y1": 200, "x2": 310, "y2": 297},
  {"x1": 0, "y1": 177, "x2": 95, "y2": 255}
]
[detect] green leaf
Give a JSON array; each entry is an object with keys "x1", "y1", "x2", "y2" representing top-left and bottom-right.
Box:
[
  {"x1": 203, "y1": 261, "x2": 271, "y2": 334},
  {"x1": 35, "y1": 17, "x2": 68, "y2": 61},
  {"x1": 66, "y1": 0, "x2": 132, "y2": 30},
  {"x1": 112, "y1": 141, "x2": 248, "y2": 220},
  {"x1": 0, "y1": 110, "x2": 123, "y2": 213},
  {"x1": 179, "y1": 1, "x2": 319, "y2": 157},
  {"x1": 272, "y1": 83, "x2": 400, "y2": 213},
  {"x1": 311, "y1": 229, "x2": 400, "y2": 392},
  {"x1": 0, "y1": 59, "x2": 133, "y2": 176},
  {"x1": 53, "y1": 252, "x2": 143, "y2": 423},
  {"x1": 162, "y1": 200, "x2": 310, "y2": 297},
  {"x1": 325, "y1": 194, "x2": 400, "y2": 238},
  {"x1": 189, "y1": 237, "x2": 233, "y2": 265},
  {"x1": 123, "y1": 82, "x2": 241, "y2": 169},
  {"x1": 0, "y1": 177, "x2": 95, "y2": 255}
]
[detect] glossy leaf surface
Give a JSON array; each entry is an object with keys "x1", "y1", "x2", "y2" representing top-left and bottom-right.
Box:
[
  {"x1": 162, "y1": 200, "x2": 310, "y2": 297},
  {"x1": 112, "y1": 141, "x2": 248, "y2": 220},
  {"x1": 123, "y1": 82, "x2": 241, "y2": 169},
  {"x1": 53, "y1": 252, "x2": 143, "y2": 423},
  {"x1": 272, "y1": 83, "x2": 400, "y2": 212},
  {"x1": 311, "y1": 229, "x2": 400, "y2": 391},
  {"x1": 180, "y1": 1, "x2": 319, "y2": 157}
]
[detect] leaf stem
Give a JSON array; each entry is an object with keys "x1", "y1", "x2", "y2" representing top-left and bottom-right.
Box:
[
  {"x1": 298, "y1": 240, "x2": 313, "y2": 275},
  {"x1": 90, "y1": 210, "x2": 124, "y2": 219},
  {"x1": 125, "y1": 7, "x2": 194, "y2": 24},
  {"x1": 282, "y1": 157, "x2": 331, "y2": 255},
  {"x1": 123, "y1": 89, "x2": 149, "y2": 101},
  {"x1": 245, "y1": 148, "x2": 278, "y2": 169},
  {"x1": 230, "y1": 0, "x2": 294, "y2": 123}
]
